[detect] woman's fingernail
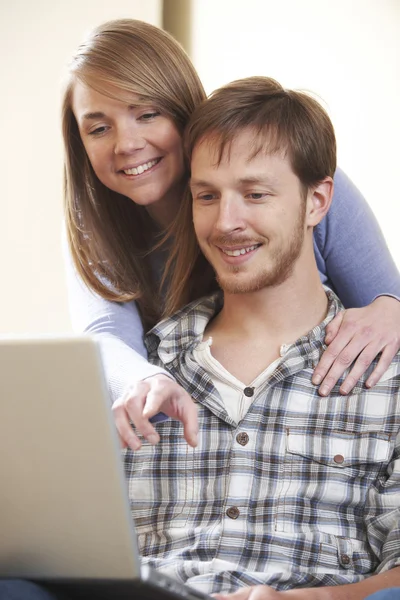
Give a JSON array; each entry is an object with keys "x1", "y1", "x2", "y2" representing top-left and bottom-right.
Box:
[
  {"x1": 319, "y1": 385, "x2": 329, "y2": 396},
  {"x1": 147, "y1": 433, "x2": 159, "y2": 445},
  {"x1": 190, "y1": 432, "x2": 198, "y2": 447},
  {"x1": 313, "y1": 374, "x2": 322, "y2": 385},
  {"x1": 340, "y1": 386, "x2": 349, "y2": 395}
]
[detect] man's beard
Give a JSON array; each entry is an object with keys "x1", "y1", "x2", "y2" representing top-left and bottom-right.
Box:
[{"x1": 208, "y1": 204, "x2": 306, "y2": 294}]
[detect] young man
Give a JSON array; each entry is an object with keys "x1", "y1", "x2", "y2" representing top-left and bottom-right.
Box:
[
  {"x1": 128, "y1": 77, "x2": 400, "y2": 598},
  {"x1": 1, "y1": 78, "x2": 399, "y2": 600}
]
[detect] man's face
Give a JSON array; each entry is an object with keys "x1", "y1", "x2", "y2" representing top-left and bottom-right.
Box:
[{"x1": 190, "y1": 129, "x2": 308, "y2": 294}]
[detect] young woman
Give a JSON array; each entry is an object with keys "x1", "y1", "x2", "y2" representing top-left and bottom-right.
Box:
[
  {"x1": 63, "y1": 18, "x2": 400, "y2": 450},
  {"x1": 1, "y1": 19, "x2": 400, "y2": 600}
]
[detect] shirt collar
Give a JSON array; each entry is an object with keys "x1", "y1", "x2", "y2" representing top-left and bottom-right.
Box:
[
  {"x1": 146, "y1": 292, "x2": 224, "y2": 365},
  {"x1": 145, "y1": 287, "x2": 342, "y2": 368}
]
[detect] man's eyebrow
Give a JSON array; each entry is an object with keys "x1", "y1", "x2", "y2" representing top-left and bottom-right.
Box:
[
  {"x1": 237, "y1": 175, "x2": 279, "y2": 186},
  {"x1": 189, "y1": 179, "x2": 214, "y2": 188},
  {"x1": 190, "y1": 176, "x2": 279, "y2": 188}
]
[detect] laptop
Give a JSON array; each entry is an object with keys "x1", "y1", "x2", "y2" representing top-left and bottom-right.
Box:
[{"x1": 0, "y1": 335, "x2": 211, "y2": 600}]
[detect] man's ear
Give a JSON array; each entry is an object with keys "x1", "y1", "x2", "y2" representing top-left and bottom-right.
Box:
[{"x1": 306, "y1": 177, "x2": 334, "y2": 227}]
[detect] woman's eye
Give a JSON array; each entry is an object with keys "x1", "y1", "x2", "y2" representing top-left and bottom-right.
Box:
[
  {"x1": 88, "y1": 125, "x2": 109, "y2": 136},
  {"x1": 139, "y1": 111, "x2": 160, "y2": 121},
  {"x1": 198, "y1": 194, "x2": 215, "y2": 201}
]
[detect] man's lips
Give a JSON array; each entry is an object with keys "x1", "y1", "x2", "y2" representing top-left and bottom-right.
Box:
[{"x1": 219, "y1": 244, "x2": 261, "y2": 257}]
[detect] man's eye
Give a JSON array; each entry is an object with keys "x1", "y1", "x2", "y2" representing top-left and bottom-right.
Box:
[{"x1": 247, "y1": 193, "x2": 266, "y2": 200}]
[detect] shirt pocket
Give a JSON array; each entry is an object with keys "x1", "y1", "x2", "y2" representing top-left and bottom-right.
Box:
[
  {"x1": 124, "y1": 421, "x2": 195, "y2": 536},
  {"x1": 274, "y1": 428, "x2": 392, "y2": 538},
  {"x1": 319, "y1": 535, "x2": 380, "y2": 575}
]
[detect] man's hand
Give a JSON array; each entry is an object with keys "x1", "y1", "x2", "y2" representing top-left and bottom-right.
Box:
[
  {"x1": 312, "y1": 296, "x2": 400, "y2": 396},
  {"x1": 214, "y1": 575, "x2": 400, "y2": 600},
  {"x1": 112, "y1": 374, "x2": 198, "y2": 451},
  {"x1": 214, "y1": 586, "x2": 286, "y2": 599}
]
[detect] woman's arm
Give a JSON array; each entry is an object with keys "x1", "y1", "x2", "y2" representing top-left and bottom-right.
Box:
[
  {"x1": 64, "y1": 244, "x2": 165, "y2": 403},
  {"x1": 314, "y1": 167, "x2": 400, "y2": 307},
  {"x1": 313, "y1": 167, "x2": 400, "y2": 395},
  {"x1": 64, "y1": 238, "x2": 197, "y2": 449}
]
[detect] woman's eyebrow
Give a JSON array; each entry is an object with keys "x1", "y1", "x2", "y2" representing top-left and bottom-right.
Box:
[
  {"x1": 82, "y1": 111, "x2": 106, "y2": 121},
  {"x1": 81, "y1": 99, "x2": 148, "y2": 121}
]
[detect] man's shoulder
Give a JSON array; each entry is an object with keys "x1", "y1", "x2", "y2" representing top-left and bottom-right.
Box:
[
  {"x1": 376, "y1": 350, "x2": 400, "y2": 385},
  {"x1": 145, "y1": 292, "x2": 223, "y2": 356}
]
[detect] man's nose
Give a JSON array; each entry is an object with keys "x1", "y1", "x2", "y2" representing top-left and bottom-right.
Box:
[{"x1": 214, "y1": 196, "x2": 245, "y2": 233}]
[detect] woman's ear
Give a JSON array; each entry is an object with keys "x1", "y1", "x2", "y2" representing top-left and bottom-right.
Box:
[{"x1": 306, "y1": 177, "x2": 334, "y2": 227}]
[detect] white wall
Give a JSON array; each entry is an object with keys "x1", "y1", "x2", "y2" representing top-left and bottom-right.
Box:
[
  {"x1": 2, "y1": 1, "x2": 398, "y2": 334},
  {"x1": 191, "y1": 0, "x2": 400, "y2": 265},
  {"x1": 0, "y1": 0, "x2": 161, "y2": 334}
]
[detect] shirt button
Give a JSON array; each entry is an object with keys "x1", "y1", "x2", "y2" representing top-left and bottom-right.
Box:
[
  {"x1": 341, "y1": 554, "x2": 351, "y2": 565},
  {"x1": 236, "y1": 432, "x2": 249, "y2": 446},
  {"x1": 333, "y1": 454, "x2": 345, "y2": 464},
  {"x1": 226, "y1": 506, "x2": 240, "y2": 519},
  {"x1": 243, "y1": 387, "x2": 254, "y2": 397}
]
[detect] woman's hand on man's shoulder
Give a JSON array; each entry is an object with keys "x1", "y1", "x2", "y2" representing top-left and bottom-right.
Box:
[{"x1": 312, "y1": 295, "x2": 400, "y2": 396}]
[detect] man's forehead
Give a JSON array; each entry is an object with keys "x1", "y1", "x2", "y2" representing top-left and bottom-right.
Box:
[
  {"x1": 191, "y1": 128, "x2": 286, "y2": 167},
  {"x1": 190, "y1": 159, "x2": 285, "y2": 191}
]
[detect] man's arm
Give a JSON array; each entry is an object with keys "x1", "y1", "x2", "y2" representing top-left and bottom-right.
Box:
[
  {"x1": 214, "y1": 566, "x2": 400, "y2": 599},
  {"x1": 288, "y1": 567, "x2": 400, "y2": 599}
]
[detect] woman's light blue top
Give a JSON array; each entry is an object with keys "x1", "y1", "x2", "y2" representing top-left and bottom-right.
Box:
[{"x1": 64, "y1": 168, "x2": 400, "y2": 402}]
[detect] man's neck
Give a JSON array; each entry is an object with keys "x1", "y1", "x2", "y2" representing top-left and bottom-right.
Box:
[
  {"x1": 204, "y1": 257, "x2": 328, "y2": 384},
  {"x1": 218, "y1": 273, "x2": 327, "y2": 341}
]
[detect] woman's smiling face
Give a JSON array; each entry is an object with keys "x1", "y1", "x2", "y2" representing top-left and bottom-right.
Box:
[{"x1": 72, "y1": 81, "x2": 185, "y2": 224}]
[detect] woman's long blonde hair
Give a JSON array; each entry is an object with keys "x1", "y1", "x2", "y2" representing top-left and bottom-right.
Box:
[{"x1": 62, "y1": 19, "x2": 206, "y2": 329}]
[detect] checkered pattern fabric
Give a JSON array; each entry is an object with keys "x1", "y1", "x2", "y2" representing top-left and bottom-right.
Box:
[{"x1": 123, "y1": 290, "x2": 400, "y2": 595}]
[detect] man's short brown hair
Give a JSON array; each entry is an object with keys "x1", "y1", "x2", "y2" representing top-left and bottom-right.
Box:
[
  {"x1": 164, "y1": 77, "x2": 337, "y2": 316},
  {"x1": 184, "y1": 76, "x2": 336, "y2": 190}
]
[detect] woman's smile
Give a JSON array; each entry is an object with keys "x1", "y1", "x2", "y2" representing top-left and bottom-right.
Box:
[
  {"x1": 120, "y1": 157, "x2": 162, "y2": 176},
  {"x1": 72, "y1": 81, "x2": 185, "y2": 219}
]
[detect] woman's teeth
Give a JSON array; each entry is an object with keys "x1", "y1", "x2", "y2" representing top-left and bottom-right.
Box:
[
  {"x1": 223, "y1": 245, "x2": 259, "y2": 257},
  {"x1": 123, "y1": 158, "x2": 159, "y2": 176}
]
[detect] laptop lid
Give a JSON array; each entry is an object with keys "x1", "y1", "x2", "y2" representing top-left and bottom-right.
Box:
[{"x1": 0, "y1": 335, "x2": 142, "y2": 581}]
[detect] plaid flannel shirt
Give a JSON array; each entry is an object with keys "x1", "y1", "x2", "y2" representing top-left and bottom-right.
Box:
[{"x1": 124, "y1": 289, "x2": 400, "y2": 595}]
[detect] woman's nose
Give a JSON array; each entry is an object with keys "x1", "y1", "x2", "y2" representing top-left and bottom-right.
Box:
[{"x1": 114, "y1": 127, "x2": 146, "y2": 155}]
